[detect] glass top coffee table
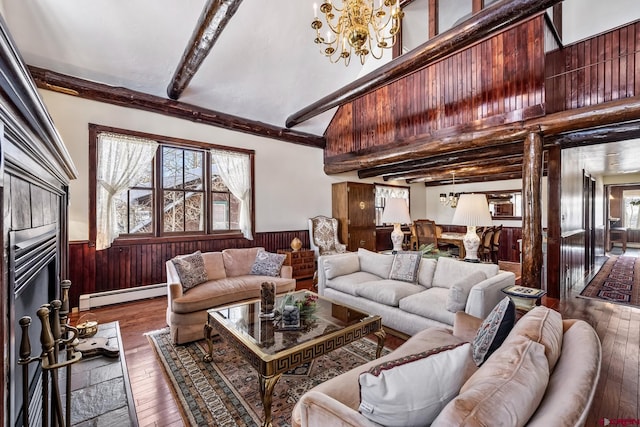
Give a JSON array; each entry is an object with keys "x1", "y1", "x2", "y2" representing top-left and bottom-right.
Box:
[{"x1": 204, "y1": 290, "x2": 385, "y2": 427}]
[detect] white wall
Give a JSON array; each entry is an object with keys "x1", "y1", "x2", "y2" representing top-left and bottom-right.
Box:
[
  {"x1": 425, "y1": 178, "x2": 548, "y2": 229},
  {"x1": 562, "y1": 0, "x2": 640, "y2": 45},
  {"x1": 40, "y1": 90, "x2": 349, "y2": 241},
  {"x1": 41, "y1": 90, "x2": 428, "y2": 241}
]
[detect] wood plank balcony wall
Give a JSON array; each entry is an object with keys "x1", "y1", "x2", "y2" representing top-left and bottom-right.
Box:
[
  {"x1": 545, "y1": 20, "x2": 640, "y2": 114},
  {"x1": 68, "y1": 230, "x2": 310, "y2": 309},
  {"x1": 324, "y1": 16, "x2": 545, "y2": 158}
]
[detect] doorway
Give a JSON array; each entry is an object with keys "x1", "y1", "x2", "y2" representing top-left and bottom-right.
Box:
[{"x1": 583, "y1": 172, "x2": 596, "y2": 274}]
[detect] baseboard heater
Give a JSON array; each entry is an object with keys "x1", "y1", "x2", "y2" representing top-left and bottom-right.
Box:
[{"x1": 78, "y1": 283, "x2": 167, "y2": 311}]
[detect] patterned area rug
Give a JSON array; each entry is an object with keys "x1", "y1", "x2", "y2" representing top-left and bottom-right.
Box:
[
  {"x1": 580, "y1": 255, "x2": 640, "y2": 307},
  {"x1": 147, "y1": 329, "x2": 389, "y2": 426}
]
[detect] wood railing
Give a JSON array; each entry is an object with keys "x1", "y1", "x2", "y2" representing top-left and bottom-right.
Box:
[{"x1": 545, "y1": 20, "x2": 640, "y2": 114}]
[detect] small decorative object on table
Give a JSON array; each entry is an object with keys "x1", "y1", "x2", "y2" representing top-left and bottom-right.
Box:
[
  {"x1": 418, "y1": 243, "x2": 451, "y2": 259},
  {"x1": 281, "y1": 304, "x2": 301, "y2": 329},
  {"x1": 259, "y1": 282, "x2": 276, "y2": 318},
  {"x1": 290, "y1": 237, "x2": 303, "y2": 252},
  {"x1": 76, "y1": 313, "x2": 99, "y2": 338},
  {"x1": 502, "y1": 285, "x2": 546, "y2": 312},
  {"x1": 297, "y1": 292, "x2": 318, "y2": 317}
]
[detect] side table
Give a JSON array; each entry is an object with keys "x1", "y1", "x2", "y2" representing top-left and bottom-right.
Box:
[
  {"x1": 277, "y1": 248, "x2": 315, "y2": 280},
  {"x1": 502, "y1": 285, "x2": 546, "y2": 312}
]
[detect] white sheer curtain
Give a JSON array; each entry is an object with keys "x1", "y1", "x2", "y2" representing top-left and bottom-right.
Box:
[
  {"x1": 96, "y1": 133, "x2": 158, "y2": 250},
  {"x1": 210, "y1": 149, "x2": 253, "y2": 240}
]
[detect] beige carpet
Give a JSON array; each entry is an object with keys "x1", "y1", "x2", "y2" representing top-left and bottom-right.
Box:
[{"x1": 147, "y1": 328, "x2": 389, "y2": 426}]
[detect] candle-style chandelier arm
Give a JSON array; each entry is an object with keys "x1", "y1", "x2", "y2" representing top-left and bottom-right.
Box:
[{"x1": 311, "y1": 0, "x2": 402, "y2": 66}]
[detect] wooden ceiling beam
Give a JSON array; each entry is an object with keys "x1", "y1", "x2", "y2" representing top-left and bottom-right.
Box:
[
  {"x1": 358, "y1": 142, "x2": 524, "y2": 179},
  {"x1": 544, "y1": 120, "x2": 640, "y2": 148},
  {"x1": 167, "y1": 0, "x2": 244, "y2": 100},
  {"x1": 325, "y1": 96, "x2": 640, "y2": 175},
  {"x1": 286, "y1": 0, "x2": 561, "y2": 128},
  {"x1": 324, "y1": 119, "x2": 533, "y2": 174},
  {"x1": 386, "y1": 155, "x2": 524, "y2": 182},
  {"x1": 28, "y1": 66, "x2": 325, "y2": 148},
  {"x1": 418, "y1": 170, "x2": 527, "y2": 186}
]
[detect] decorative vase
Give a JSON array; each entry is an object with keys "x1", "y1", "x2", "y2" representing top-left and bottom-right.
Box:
[
  {"x1": 259, "y1": 282, "x2": 276, "y2": 318},
  {"x1": 291, "y1": 237, "x2": 302, "y2": 252}
]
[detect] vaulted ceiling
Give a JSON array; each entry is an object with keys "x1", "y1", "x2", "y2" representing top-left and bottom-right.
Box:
[{"x1": 3, "y1": 0, "x2": 640, "y2": 184}]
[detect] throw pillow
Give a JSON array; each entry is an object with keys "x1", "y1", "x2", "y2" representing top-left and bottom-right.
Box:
[
  {"x1": 432, "y1": 337, "x2": 549, "y2": 427},
  {"x1": 504, "y1": 305, "x2": 564, "y2": 371},
  {"x1": 250, "y1": 250, "x2": 286, "y2": 277},
  {"x1": 171, "y1": 251, "x2": 209, "y2": 291},
  {"x1": 358, "y1": 248, "x2": 394, "y2": 278},
  {"x1": 323, "y1": 252, "x2": 360, "y2": 280},
  {"x1": 471, "y1": 296, "x2": 515, "y2": 366},
  {"x1": 445, "y1": 270, "x2": 487, "y2": 312},
  {"x1": 359, "y1": 342, "x2": 472, "y2": 427},
  {"x1": 388, "y1": 251, "x2": 422, "y2": 283}
]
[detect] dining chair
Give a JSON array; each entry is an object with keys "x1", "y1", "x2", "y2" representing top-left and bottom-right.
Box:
[
  {"x1": 490, "y1": 224, "x2": 503, "y2": 264},
  {"x1": 413, "y1": 219, "x2": 439, "y2": 249},
  {"x1": 478, "y1": 226, "x2": 494, "y2": 262}
]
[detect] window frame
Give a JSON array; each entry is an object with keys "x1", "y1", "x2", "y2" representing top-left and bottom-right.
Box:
[
  {"x1": 89, "y1": 124, "x2": 255, "y2": 246},
  {"x1": 374, "y1": 183, "x2": 411, "y2": 227}
]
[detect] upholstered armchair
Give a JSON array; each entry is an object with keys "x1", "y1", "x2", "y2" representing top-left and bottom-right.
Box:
[{"x1": 308, "y1": 215, "x2": 347, "y2": 259}]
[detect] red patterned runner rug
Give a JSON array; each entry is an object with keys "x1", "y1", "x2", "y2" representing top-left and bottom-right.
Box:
[{"x1": 580, "y1": 255, "x2": 640, "y2": 307}]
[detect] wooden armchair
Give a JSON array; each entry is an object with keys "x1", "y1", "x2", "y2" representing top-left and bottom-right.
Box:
[
  {"x1": 413, "y1": 219, "x2": 439, "y2": 249},
  {"x1": 490, "y1": 224, "x2": 503, "y2": 263},
  {"x1": 478, "y1": 226, "x2": 494, "y2": 262}
]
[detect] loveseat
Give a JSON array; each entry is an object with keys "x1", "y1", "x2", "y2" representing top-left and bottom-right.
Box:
[
  {"x1": 292, "y1": 305, "x2": 602, "y2": 426},
  {"x1": 317, "y1": 249, "x2": 516, "y2": 336},
  {"x1": 166, "y1": 247, "x2": 296, "y2": 344}
]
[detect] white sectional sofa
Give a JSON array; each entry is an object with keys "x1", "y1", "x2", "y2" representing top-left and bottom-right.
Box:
[{"x1": 317, "y1": 249, "x2": 516, "y2": 336}]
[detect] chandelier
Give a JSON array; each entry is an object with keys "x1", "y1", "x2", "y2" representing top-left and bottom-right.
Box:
[
  {"x1": 311, "y1": 0, "x2": 404, "y2": 66},
  {"x1": 440, "y1": 173, "x2": 460, "y2": 208}
]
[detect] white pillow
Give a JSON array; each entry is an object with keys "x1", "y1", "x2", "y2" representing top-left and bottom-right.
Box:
[
  {"x1": 445, "y1": 271, "x2": 487, "y2": 312},
  {"x1": 323, "y1": 253, "x2": 360, "y2": 280},
  {"x1": 359, "y1": 342, "x2": 472, "y2": 427},
  {"x1": 358, "y1": 248, "x2": 394, "y2": 278},
  {"x1": 417, "y1": 257, "x2": 437, "y2": 288}
]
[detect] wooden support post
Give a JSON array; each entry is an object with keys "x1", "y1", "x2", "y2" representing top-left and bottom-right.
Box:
[
  {"x1": 522, "y1": 131, "x2": 543, "y2": 289},
  {"x1": 546, "y1": 146, "x2": 561, "y2": 298}
]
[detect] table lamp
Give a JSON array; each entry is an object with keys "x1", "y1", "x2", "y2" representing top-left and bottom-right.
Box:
[
  {"x1": 381, "y1": 198, "x2": 411, "y2": 253},
  {"x1": 451, "y1": 193, "x2": 493, "y2": 262}
]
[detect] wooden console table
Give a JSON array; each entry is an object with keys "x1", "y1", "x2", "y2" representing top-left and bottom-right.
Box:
[
  {"x1": 277, "y1": 248, "x2": 315, "y2": 279},
  {"x1": 63, "y1": 321, "x2": 138, "y2": 426}
]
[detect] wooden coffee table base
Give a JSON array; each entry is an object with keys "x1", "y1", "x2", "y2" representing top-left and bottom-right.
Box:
[{"x1": 204, "y1": 313, "x2": 385, "y2": 427}]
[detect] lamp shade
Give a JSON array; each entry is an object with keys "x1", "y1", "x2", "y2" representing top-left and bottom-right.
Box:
[
  {"x1": 451, "y1": 193, "x2": 493, "y2": 226},
  {"x1": 381, "y1": 198, "x2": 411, "y2": 224}
]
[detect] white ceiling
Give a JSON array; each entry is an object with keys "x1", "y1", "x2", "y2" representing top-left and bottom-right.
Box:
[{"x1": 0, "y1": 0, "x2": 383, "y2": 136}]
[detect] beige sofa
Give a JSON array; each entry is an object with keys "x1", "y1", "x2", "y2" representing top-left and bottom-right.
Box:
[
  {"x1": 292, "y1": 306, "x2": 602, "y2": 427},
  {"x1": 318, "y1": 249, "x2": 516, "y2": 336},
  {"x1": 166, "y1": 247, "x2": 296, "y2": 344}
]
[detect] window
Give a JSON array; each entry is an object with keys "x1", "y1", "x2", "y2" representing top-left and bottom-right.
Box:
[
  {"x1": 375, "y1": 184, "x2": 410, "y2": 226},
  {"x1": 623, "y1": 189, "x2": 640, "y2": 229},
  {"x1": 91, "y1": 125, "x2": 254, "y2": 248},
  {"x1": 162, "y1": 146, "x2": 205, "y2": 233}
]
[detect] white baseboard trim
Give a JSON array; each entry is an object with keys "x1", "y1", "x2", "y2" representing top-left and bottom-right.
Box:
[{"x1": 78, "y1": 283, "x2": 167, "y2": 311}]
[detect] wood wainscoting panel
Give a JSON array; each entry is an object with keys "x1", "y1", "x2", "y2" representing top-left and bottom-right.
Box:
[{"x1": 68, "y1": 230, "x2": 311, "y2": 309}]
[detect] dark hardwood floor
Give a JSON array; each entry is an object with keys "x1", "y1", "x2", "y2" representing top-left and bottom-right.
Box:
[{"x1": 70, "y1": 253, "x2": 640, "y2": 426}]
